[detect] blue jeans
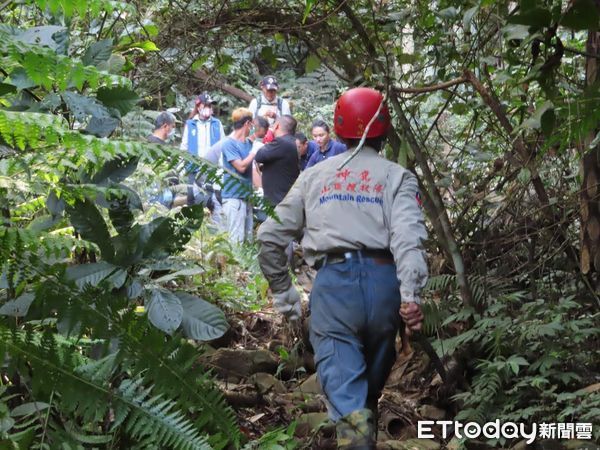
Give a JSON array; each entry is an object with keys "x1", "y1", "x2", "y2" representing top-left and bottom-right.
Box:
[{"x1": 309, "y1": 257, "x2": 402, "y2": 421}]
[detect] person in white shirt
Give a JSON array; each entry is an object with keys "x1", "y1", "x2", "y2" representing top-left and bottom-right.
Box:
[{"x1": 248, "y1": 76, "x2": 291, "y2": 127}]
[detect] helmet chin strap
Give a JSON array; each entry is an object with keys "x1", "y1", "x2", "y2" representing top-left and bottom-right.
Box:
[{"x1": 336, "y1": 93, "x2": 387, "y2": 171}]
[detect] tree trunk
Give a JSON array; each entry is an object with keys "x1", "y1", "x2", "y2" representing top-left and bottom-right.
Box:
[
  {"x1": 580, "y1": 0, "x2": 600, "y2": 274},
  {"x1": 194, "y1": 69, "x2": 253, "y2": 103}
]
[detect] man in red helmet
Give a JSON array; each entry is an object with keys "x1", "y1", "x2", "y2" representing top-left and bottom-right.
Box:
[{"x1": 257, "y1": 87, "x2": 428, "y2": 449}]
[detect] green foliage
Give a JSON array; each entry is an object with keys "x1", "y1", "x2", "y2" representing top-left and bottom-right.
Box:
[
  {"x1": 187, "y1": 235, "x2": 269, "y2": 312},
  {"x1": 31, "y1": 0, "x2": 136, "y2": 19},
  {"x1": 242, "y1": 422, "x2": 298, "y2": 450},
  {"x1": 0, "y1": 2, "x2": 256, "y2": 447},
  {"x1": 96, "y1": 85, "x2": 140, "y2": 116},
  {"x1": 0, "y1": 327, "x2": 220, "y2": 449},
  {"x1": 3, "y1": 0, "x2": 600, "y2": 446},
  {"x1": 433, "y1": 284, "x2": 599, "y2": 443}
]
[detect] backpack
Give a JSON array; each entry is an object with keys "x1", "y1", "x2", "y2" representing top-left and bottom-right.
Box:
[{"x1": 256, "y1": 95, "x2": 283, "y2": 116}]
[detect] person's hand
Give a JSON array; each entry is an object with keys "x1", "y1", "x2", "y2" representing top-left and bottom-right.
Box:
[
  {"x1": 399, "y1": 302, "x2": 424, "y2": 336},
  {"x1": 273, "y1": 286, "x2": 302, "y2": 321}
]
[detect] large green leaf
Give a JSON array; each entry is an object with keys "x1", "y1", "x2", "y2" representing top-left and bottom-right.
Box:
[
  {"x1": 305, "y1": 54, "x2": 320, "y2": 73},
  {"x1": 139, "y1": 216, "x2": 174, "y2": 259},
  {"x1": 66, "y1": 198, "x2": 115, "y2": 260},
  {"x1": 91, "y1": 158, "x2": 139, "y2": 186},
  {"x1": 120, "y1": 40, "x2": 159, "y2": 52},
  {"x1": 541, "y1": 108, "x2": 556, "y2": 137},
  {"x1": 65, "y1": 261, "x2": 118, "y2": 289},
  {"x1": 0, "y1": 83, "x2": 17, "y2": 96},
  {"x1": 303, "y1": 0, "x2": 316, "y2": 23},
  {"x1": 106, "y1": 268, "x2": 128, "y2": 289},
  {"x1": 139, "y1": 205, "x2": 204, "y2": 259},
  {"x1": 178, "y1": 203, "x2": 204, "y2": 228},
  {"x1": 0, "y1": 293, "x2": 35, "y2": 317},
  {"x1": 507, "y1": 7, "x2": 552, "y2": 29},
  {"x1": 7, "y1": 68, "x2": 37, "y2": 90},
  {"x1": 126, "y1": 278, "x2": 143, "y2": 299},
  {"x1": 176, "y1": 292, "x2": 229, "y2": 341},
  {"x1": 46, "y1": 190, "x2": 65, "y2": 217},
  {"x1": 437, "y1": 6, "x2": 458, "y2": 19},
  {"x1": 15, "y1": 26, "x2": 67, "y2": 51},
  {"x1": 260, "y1": 47, "x2": 277, "y2": 68},
  {"x1": 62, "y1": 91, "x2": 111, "y2": 122},
  {"x1": 102, "y1": 54, "x2": 127, "y2": 74},
  {"x1": 463, "y1": 6, "x2": 479, "y2": 30},
  {"x1": 146, "y1": 288, "x2": 183, "y2": 335},
  {"x1": 85, "y1": 116, "x2": 119, "y2": 138},
  {"x1": 112, "y1": 225, "x2": 144, "y2": 267},
  {"x1": 82, "y1": 39, "x2": 113, "y2": 67},
  {"x1": 96, "y1": 86, "x2": 140, "y2": 116},
  {"x1": 108, "y1": 192, "x2": 135, "y2": 235},
  {"x1": 26, "y1": 214, "x2": 61, "y2": 232},
  {"x1": 521, "y1": 101, "x2": 553, "y2": 131},
  {"x1": 561, "y1": 0, "x2": 599, "y2": 31},
  {"x1": 396, "y1": 53, "x2": 418, "y2": 64},
  {"x1": 10, "y1": 402, "x2": 51, "y2": 417},
  {"x1": 502, "y1": 24, "x2": 531, "y2": 41},
  {"x1": 154, "y1": 267, "x2": 205, "y2": 283}
]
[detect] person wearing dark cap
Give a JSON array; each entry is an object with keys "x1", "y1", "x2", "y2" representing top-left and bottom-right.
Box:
[
  {"x1": 180, "y1": 92, "x2": 225, "y2": 221},
  {"x1": 181, "y1": 92, "x2": 224, "y2": 160},
  {"x1": 248, "y1": 75, "x2": 292, "y2": 127}
]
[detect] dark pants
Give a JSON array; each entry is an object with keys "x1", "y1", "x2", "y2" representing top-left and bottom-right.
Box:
[{"x1": 309, "y1": 256, "x2": 402, "y2": 421}]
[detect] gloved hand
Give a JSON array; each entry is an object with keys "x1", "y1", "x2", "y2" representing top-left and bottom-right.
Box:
[{"x1": 272, "y1": 286, "x2": 302, "y2": 321}]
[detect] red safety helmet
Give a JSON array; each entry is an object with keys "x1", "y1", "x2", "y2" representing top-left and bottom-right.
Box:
[{"x1": 334, "y1": 87, "x2": 390, "y2": 139}]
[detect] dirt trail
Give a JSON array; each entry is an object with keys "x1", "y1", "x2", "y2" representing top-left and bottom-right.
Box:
[{"x1": 205, "y1": 263, "x2": 451, "y2": 449}]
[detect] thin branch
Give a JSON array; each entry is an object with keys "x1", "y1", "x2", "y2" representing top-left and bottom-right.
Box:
[
  {"x1": 301, "y1": 38, "x2": 353, "y2": 82},
  {"x1": 0, "y1": 67, "x2": 41, "y2": 102},
  {"x1": 96, "y1": 11, "x2": 108, "y2": 40},
  {"x1": 563, "y1": 45, "x2": 600, "y2": 59},
  {"x1": 194, "y1": 69, "x2": 253, "y2": 102},
  {"x1": 390, "y1": 77, "x2": 467, "y2": 94}
]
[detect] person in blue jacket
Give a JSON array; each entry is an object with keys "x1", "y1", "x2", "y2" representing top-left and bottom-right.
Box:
[
  {"x1": 180, "y1": 92, "x2": 225, "y2": 216},
  {"x1": 304, "y1": 119, "x2": 347, "y2": 169},
  {"x1": 181, "y1": 92, "x2": 224, "y2": 159}
]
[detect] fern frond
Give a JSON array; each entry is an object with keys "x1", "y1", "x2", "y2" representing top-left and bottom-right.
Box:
[
  {"x1": 118, "y1": 379, "x2": 212, "y2": 450},
  {"x1": 1, "y1": 37, "x2": 131, "y2": 92},
  {"x1": 0, "y1": 227, "x2": 96, "y2": 263},
  {"x1": 31, "y1": 0, "x2": 137, "y2": 18},
  {"x1": 0, "y1": 326, "x2": 213, "y2": 450},
  {"x1": 118, "y1": 325, "x2": 241, "y2": 446},
  {"x1": 421, "y1": 300, "x2": 443, "y2": 335},
  {"x1": 424, "y1": 274, "x2": 455, "y2": 292}
]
